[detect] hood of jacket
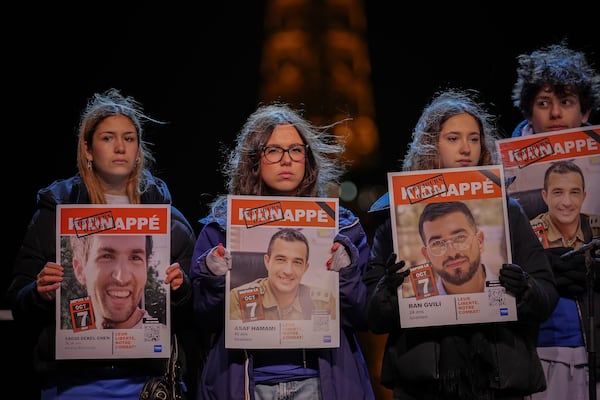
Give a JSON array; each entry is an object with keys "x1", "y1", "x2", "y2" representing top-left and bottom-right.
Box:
[
  {"x1": 368, "y1": 191, "x2": 390, "y2": 215},
  {"x1": 511, "y1": 120, "x2": 531, "y2": 137}
]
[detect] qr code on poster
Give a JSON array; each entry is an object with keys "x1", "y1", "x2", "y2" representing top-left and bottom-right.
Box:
[
  {"x1": 144, "y1": 325, "x2": 160, "y2": 342},
  {"x1": 488, "y1": 288, "x2": 506, "y2": 307},
  {"x1": 312, "y1": 312, "x2": 330, "y2": 332}
]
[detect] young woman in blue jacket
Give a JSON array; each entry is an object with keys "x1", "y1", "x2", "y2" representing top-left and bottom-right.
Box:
[{"x1": 190, "y1": 103, "x2": 374, "y2": 400}]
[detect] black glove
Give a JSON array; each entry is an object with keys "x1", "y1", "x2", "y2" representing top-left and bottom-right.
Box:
[
  {"x1": 546, "y1": 247, "x2": 586, "y2": 298},
  {"x1": 379, "y1": 253, "x2": 408, "y2": 291},
  {"x1": 499, "y1": 263, "x2": 530, "y2": 300}
]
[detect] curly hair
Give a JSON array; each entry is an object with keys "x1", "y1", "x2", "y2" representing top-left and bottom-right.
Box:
[
  {"x1": 402, "y1": 89, "x2": 500, "y2": 171},
  {"x1": 210, "y1": 102, "x2": 348, "y2": 214},
  {"x1": 512, "y1": 42, "x2": 600, "y2": 120}
]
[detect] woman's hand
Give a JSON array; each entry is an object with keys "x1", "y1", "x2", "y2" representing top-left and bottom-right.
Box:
[
  {"x1": 165, "y1": 262, "x2": 184, "y2": 291},
  {"x1": 36, "y1": 262, "x2": 63, "y2": 301}
]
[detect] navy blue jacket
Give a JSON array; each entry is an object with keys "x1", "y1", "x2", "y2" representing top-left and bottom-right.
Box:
[{"x1": 190, "y1": 200, "x2": 375, "y2": 399}]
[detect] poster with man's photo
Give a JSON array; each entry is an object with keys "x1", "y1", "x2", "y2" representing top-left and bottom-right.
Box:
[
  {"x1": 55, "y1": 204, "x2": 171, "y2": 360},
  {"x1": 496, "y1": 125, "x2": 600, "y2": 244},
  {"x1": 225, "y1": 195, "x2": 340, "y2": 349},
  {"x1": 388, "y1": 166, "x2": 517, "y2": 328}
]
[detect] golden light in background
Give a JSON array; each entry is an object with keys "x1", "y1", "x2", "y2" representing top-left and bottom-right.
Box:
[{"x1": 259, "y1": 1, "x2": 391, "y2": 398}]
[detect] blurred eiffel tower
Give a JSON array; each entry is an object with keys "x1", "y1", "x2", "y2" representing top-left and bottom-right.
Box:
[
  {"x1": 259, "y1": 1, "x2": 389, "y2": 398},
  {"x1": 259, "y1": 0, "x2": 382, "y2": 205}
]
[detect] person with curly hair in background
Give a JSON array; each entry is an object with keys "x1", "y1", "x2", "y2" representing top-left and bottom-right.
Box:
[{"x1": 512, "y1": 42, "x2": 600, "y2": 400}]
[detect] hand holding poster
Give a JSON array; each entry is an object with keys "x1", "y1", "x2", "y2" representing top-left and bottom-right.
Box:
[
  {"x1": 225, "y1": 195, "x2": 340, "y2": 349},
  {"x1": 388, "y1": 166, "x2": 517, "y2": 328},
  {"x1": 56, "y1": 204, "x2": 171, "y2": 360}
]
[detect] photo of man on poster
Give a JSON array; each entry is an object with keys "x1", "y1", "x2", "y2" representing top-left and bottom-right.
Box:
[
  {"x1": 229, "y1": 228, "x2": 337, "y2": 321},
  {"x1": 65, "y1": 234, "x2": 165, "y2": 329},
  {"x1": 531, "y1": 160, "x2": 600, "y2": 247},
  {"x1": 418, "y1": 201, "x2": 499, "y2": 295}
]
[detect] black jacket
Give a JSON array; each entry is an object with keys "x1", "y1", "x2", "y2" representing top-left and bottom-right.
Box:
[
  {"x1": 8, "y1": 172, "x2": 197, "y2": 378},
  {"x1": 364, "y1": 193, "x2": 559, "y2": 399}
]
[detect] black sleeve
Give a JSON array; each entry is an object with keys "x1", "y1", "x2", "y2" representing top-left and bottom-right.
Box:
[
  {"x1": 364, "y1": 216, "x2": 401, "y2": 333},
  {"x1": 507, "y1": 198, "x2": 559, "y2": 322}
]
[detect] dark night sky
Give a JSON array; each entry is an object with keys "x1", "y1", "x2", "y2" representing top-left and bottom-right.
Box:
[{"x1": 4, "y1": 3, "x2": 599, "y2": 307}]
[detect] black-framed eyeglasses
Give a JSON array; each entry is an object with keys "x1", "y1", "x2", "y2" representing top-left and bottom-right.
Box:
[
  {"x1": 426, "y1": 233, "x2": 476, "y2": 257},
  {"x1": 261, "y1": 144, "x2": 309, "y2": 163}
]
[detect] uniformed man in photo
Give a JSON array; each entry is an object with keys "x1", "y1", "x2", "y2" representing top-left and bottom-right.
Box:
[{"x1": 230, "y1": 228, "x2": 337, "y2": 321}]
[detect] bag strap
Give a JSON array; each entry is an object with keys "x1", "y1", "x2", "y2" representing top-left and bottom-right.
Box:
[
  {"x1": 167, "y1": 335, "x2": 179, "y2": 379},
  {"x1": 166, "y1": 334, "x2": 182, "y2": 400}
]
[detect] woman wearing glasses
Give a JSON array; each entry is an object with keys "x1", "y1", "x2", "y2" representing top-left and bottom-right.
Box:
[
  {"x1": 364, "y1": 89, "x2": 558, "y2": 400},
  {"x1": 189, "y1": 103, "x2": 374, "y2": 399}
]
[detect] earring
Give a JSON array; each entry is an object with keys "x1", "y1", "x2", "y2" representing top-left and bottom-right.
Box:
[
  {"x1": 135, "y1": 157, "x2": 141, "y2": 166},
  {"x1": 87, "y1": 160, "x2": 92, "y2": 170}
]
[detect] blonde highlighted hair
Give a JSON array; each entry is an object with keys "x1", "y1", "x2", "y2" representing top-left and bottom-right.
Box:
[{"x1": 76, "y1": 88, "x2": 161, "y2": 203}]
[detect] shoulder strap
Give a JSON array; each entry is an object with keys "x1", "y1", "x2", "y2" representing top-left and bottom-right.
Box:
[{"x1": 166, "y1": 334, "x2": 182, "y2": 400}]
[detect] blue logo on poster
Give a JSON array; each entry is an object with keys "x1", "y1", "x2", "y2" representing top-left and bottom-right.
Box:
[
  {"x1": 323, "y1": 336, "x2": 332, "y2": 343},
  {"x1": 500, "y1": 308, "x2": 508, "y2": 316},
  {"x1": 154, "y1": 344, "x2": 163, "y2": 353}
]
